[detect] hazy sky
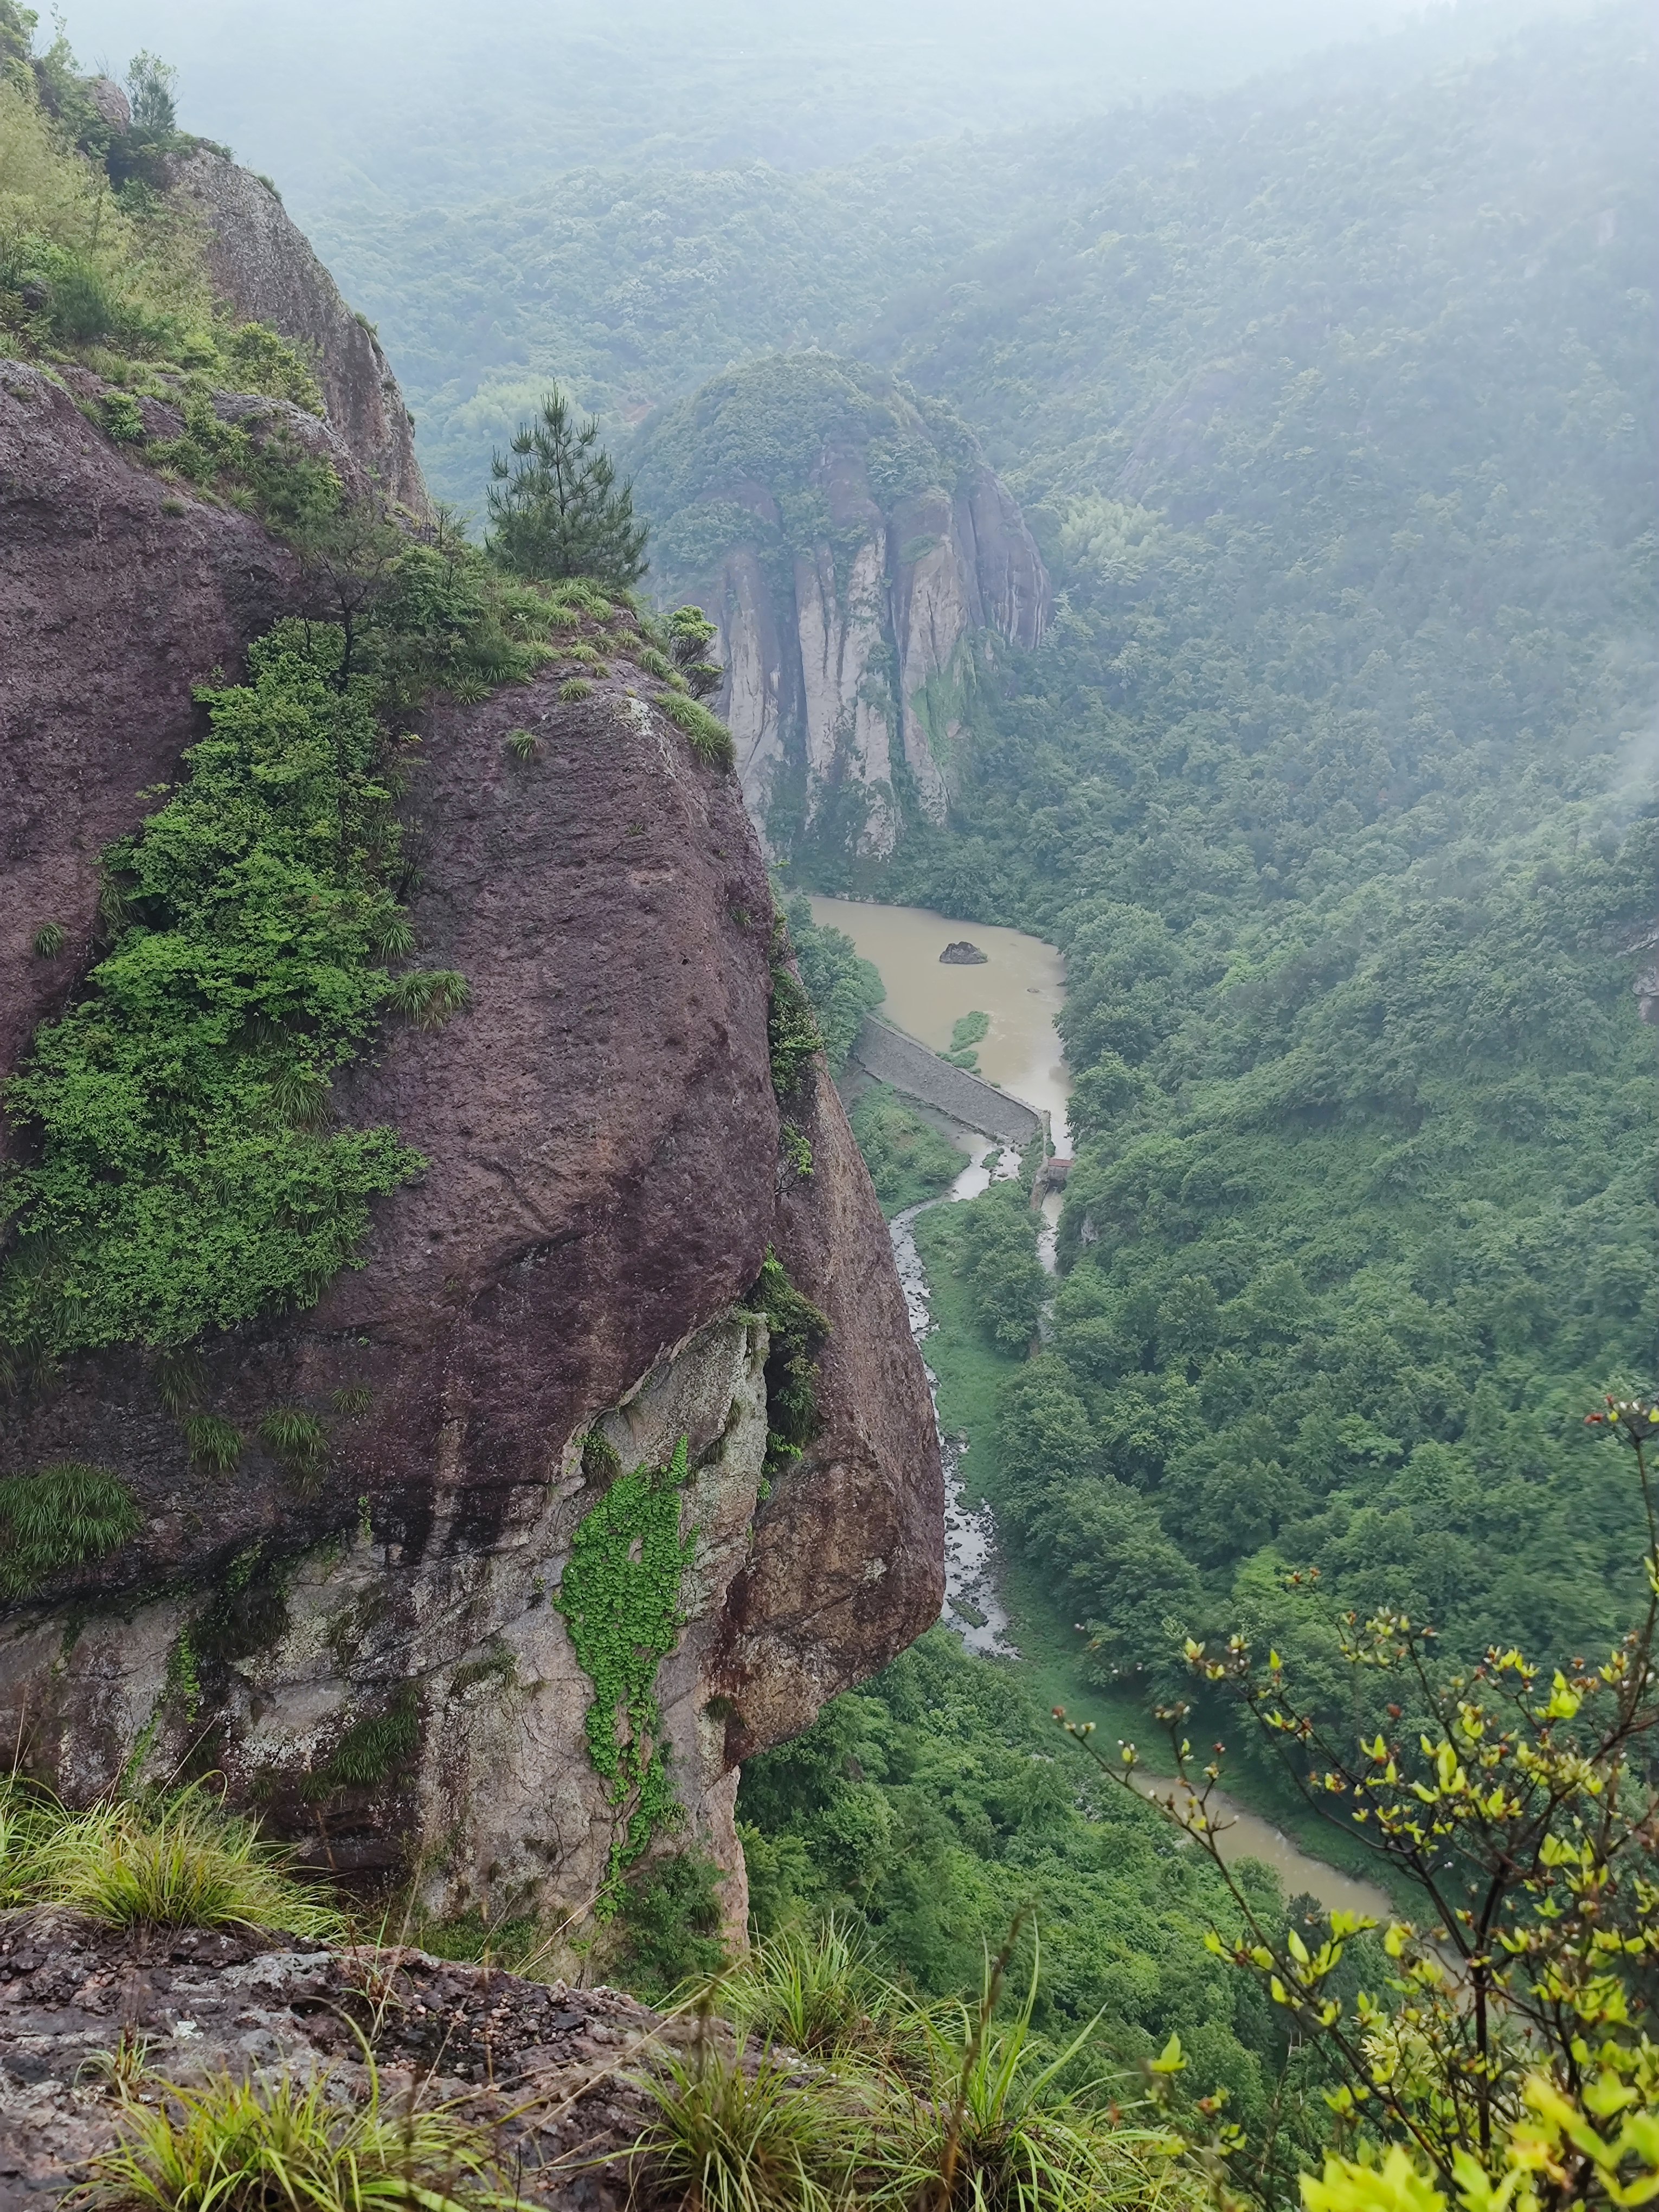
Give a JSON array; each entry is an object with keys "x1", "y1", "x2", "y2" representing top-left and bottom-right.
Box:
[{"x1": 53, "y1": 0, "x2": 1454, "y2": 216}]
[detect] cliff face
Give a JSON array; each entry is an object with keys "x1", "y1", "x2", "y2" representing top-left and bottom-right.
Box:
[
  {"x1": 635, "y1": 356, "x2": 1049, "y2": 860},
  {"x1": 0, "y1": 245, "x2": 941, "y2": 1939},
  {"x1": 0, "y1": 362, "x2": 305, "y2": 1131},
  {"x1": 165, "y1": 150, "x2": 430, "y2": 519}
]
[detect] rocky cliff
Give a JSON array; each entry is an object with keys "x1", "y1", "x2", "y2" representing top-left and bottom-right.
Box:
[
  {"x1": 163, "y1": 150, "x2": 430, "y2": 520},
  {"x1": 635, "y1": 355, "x2": 1049, "y2": 860},
  {"x1": 0, "y1": 198, "x2": 941, "y2": 1941},
  {"x1": 0, "y1": 1908, "x2": 686, "y2": 2205}
]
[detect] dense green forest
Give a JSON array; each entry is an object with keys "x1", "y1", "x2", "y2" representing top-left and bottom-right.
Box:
[
  {"x1": 729, "y1": 0, "x2": 1658, "y2": 1888},
  {"x1": 737, "y1": 1625, "x2": 1311, "y2": 2138},
  {"x1": 12, "y1": 0, "x2": 1657, "y2": 2163},
  {"x1": 834, "y1": 1, "x2": 1659, "y2": 1741},
  {"x1": 287, "y1": 4, "x2": 1602, "y2": 509}
]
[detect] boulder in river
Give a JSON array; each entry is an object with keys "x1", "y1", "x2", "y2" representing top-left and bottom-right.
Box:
[{"x1": 940, "y1": 940, "x2": 988, "y2": 964}]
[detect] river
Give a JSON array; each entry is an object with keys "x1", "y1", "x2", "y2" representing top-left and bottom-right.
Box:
[
  {"x1": 807, "y1": 898, "x2": 1072, "y2": 1146},
  {"x1": 816, "y1": 894, "x2": 1393, "y2": 1920}
]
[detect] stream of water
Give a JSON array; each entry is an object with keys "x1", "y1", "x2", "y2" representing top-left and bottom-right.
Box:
[{"x1": 822, "y1": 896, "x2": 1391, "y2": 1916}]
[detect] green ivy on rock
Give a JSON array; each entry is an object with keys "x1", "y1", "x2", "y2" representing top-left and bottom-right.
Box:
[{"x1": 556, "y1": 1433, "x2": 696, "y2": 1892}]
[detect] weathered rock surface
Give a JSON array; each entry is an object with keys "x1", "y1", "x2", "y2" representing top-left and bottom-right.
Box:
[
  {"x1": 0, "y1": 361, "x2": 304, "y2": 1128},
  {"x1": 0, "y1": 589, "x2": 942, "y2": 1937},
  {"x1": 0, "y1": 1908, "x2": 690, "y2": 2207},
  {"x1": 165, "y1": 149, "x2": 430, "y2": 518},
  {"x1": 636, "y1": 356, "x2": 1049, "y2": 859}
]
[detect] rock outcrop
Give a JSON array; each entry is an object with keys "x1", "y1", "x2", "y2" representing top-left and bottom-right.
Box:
[
  {"x1": 165, "y1": 149, "x2": 430, "y2": 519},
  {"x1": 0, "y1": 361, "x2": 305, "y2": 1129},
  {"x1": 0, "y1": 404, "x2": 941, "y2": 1941},
  {"x1": 635, "y1": 355, "x2": 1049, "y2": 859},
  {"x1": 0, "y1": 1908, "x2": 686, "y2": 2207}
]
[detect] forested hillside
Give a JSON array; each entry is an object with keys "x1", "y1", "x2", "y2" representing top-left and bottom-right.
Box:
[
  {"x1": 303, "y1": 4, "x2": 1611, "y2": 509},
  {"x1": 851, "y1": 2, "x2": 1659, "y2": 1739},
  {"x1": 339, "y1": 0, "x2": 1659, "y2": 1840}
]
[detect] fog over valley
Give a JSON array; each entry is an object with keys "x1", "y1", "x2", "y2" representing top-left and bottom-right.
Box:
[{"x1": 0, "y1": 0, "x2": 1655, "y2": 2200}]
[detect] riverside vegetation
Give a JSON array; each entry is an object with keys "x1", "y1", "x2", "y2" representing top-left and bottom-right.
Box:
[{"x1": 737, "y1": 2, "x2": 1659, "y2": 1761}]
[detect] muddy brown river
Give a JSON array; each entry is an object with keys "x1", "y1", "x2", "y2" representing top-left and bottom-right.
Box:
[
  {"x1": 822, "y1": 895, "x2": 1392, "y2": 1919},
  {"x1": 807, "y1": 897, "x2": 1072, "y2": 1146}
]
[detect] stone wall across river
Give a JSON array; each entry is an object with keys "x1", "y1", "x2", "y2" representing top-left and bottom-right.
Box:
[{"x1": 850, "y1": 1017, "x2": 1044, "y2": 1144}]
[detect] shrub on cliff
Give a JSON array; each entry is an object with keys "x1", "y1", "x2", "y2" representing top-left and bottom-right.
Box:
[
  {"x1": 0, "y1": 21, "x2": 320, "y2": 412},
  {"x1": 486, "y1": 384, "x2": 648, "y2": 590},
  {"x1": 0, "y1": 621, "x2": 431, "y2": 1373},
  {"x1": 783, "y1": 893, "x2": 884, "y2": 1076}
]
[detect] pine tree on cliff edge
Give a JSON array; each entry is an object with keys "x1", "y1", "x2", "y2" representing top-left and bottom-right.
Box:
[{"x1": 486, "y1": 388, "x2": 648, "y2": 591}]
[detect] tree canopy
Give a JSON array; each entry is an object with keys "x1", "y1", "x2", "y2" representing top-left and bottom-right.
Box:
[{"x1": 486, "y1": 388, "x2": 648, "y2": 589}]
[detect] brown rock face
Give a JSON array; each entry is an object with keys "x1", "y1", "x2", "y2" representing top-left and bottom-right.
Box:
[
  {"x1": 0, "y1": 362, "x2": 302, "y2": 1133},
  {"x1": 0, "y1": 604, "x2": 941, "y2": 1930},
  {"x1": 715, "y1": 1049, "x2": 945, "y2": 1761},
  {"x1": 165, "y1": 149, "x2": 430, "y2": 518},
  {"x1": 0, "y1": 187, "x2": 938, "y2": 1935}
]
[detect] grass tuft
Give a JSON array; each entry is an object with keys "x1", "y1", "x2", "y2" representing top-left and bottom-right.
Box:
[
  {"x1": 558, "y1": 676, "x2": 594, "y2": 701},
  {"x1": 1, "y1": 1779, "x2": 344, "y2": 1938},
  {"x1": 0, "y1": 1462, "x2": 142, "y2": 1598},
  {"x1": 721, "y1": 1914, "x2": 893, "y2": 2062},
  {"x1": 152, "y1": 1344, "x2": 207, "y2": 1415},
  {"x1": 258, "y1": 1406, "x2": 327, "y2": 1488},
  {"x1": 385, "y1": 968, "x2": 469, "y2": 1030},
  {"x1": 872, "y1": 1933, "x2": 1175, "y2": 2212},
  {"x1": 364, "y1": 909, "x2": 416, "y2": 958},
  {"x1": 659, "y1": 689, "x2": 735, "y2": 769},
  {"x1": 504, "y1": 726, "x2": 541, "y2": 762},
  {"x1": 32, "y1": 920, "x2": 65, "y2": 957},
  {"x1": 304, "y1": 1691, "x2": 421, "y2": 1799},
  {"x1": 183, "y1": 1411, "x2": 242, "y2": 1474},
  {"x1": 84, "y1": 2050, "x2": 506, "y2": 2210},
  {"x1": 632, "y1": 2033, "x2": 848, "y2": 2212},
  {"x1": 267, "y1": 1062, "x2": 332, "y2": 1129},
  {"x1": 636, "y1": 642, "x2": 687, "y2": 689}
]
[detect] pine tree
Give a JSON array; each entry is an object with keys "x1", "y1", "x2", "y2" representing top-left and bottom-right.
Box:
[{"x1": 486, "y1": 389, "x2": 648, "y2": 590}]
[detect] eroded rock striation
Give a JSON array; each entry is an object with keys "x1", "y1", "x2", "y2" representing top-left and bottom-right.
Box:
[
  {"x1": 635, "y1": 355, "x2": 1049, "y2": 859},
  {"x1": 0, "y1": 205, "x2": 941, "y2": 1943}
]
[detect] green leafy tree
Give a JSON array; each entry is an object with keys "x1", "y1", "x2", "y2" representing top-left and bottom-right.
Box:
[
  {"x1": 1058, "y1": 1392, "x2": 1659, "y2": 2212},
  {"x1": 486, "y1": 387, "x2": 647, "y2": 590},
  {"x1": 783, "y1": 893, "x2": 884, "y2": 1074},
  {"x1": 125, "y1": 50, "x2": 177, "y2": 133},
  {"x1": 665, "y1": 605, "x2": 723, "y2": 699}
]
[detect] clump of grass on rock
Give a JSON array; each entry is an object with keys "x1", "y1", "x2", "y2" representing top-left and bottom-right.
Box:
[
  {"x1": 0, "y1": 1778, "x2": 343, "y2": 1937},
  {"x1": 85, "y1": 2055, "x2": 506, "y2": 2212}
]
